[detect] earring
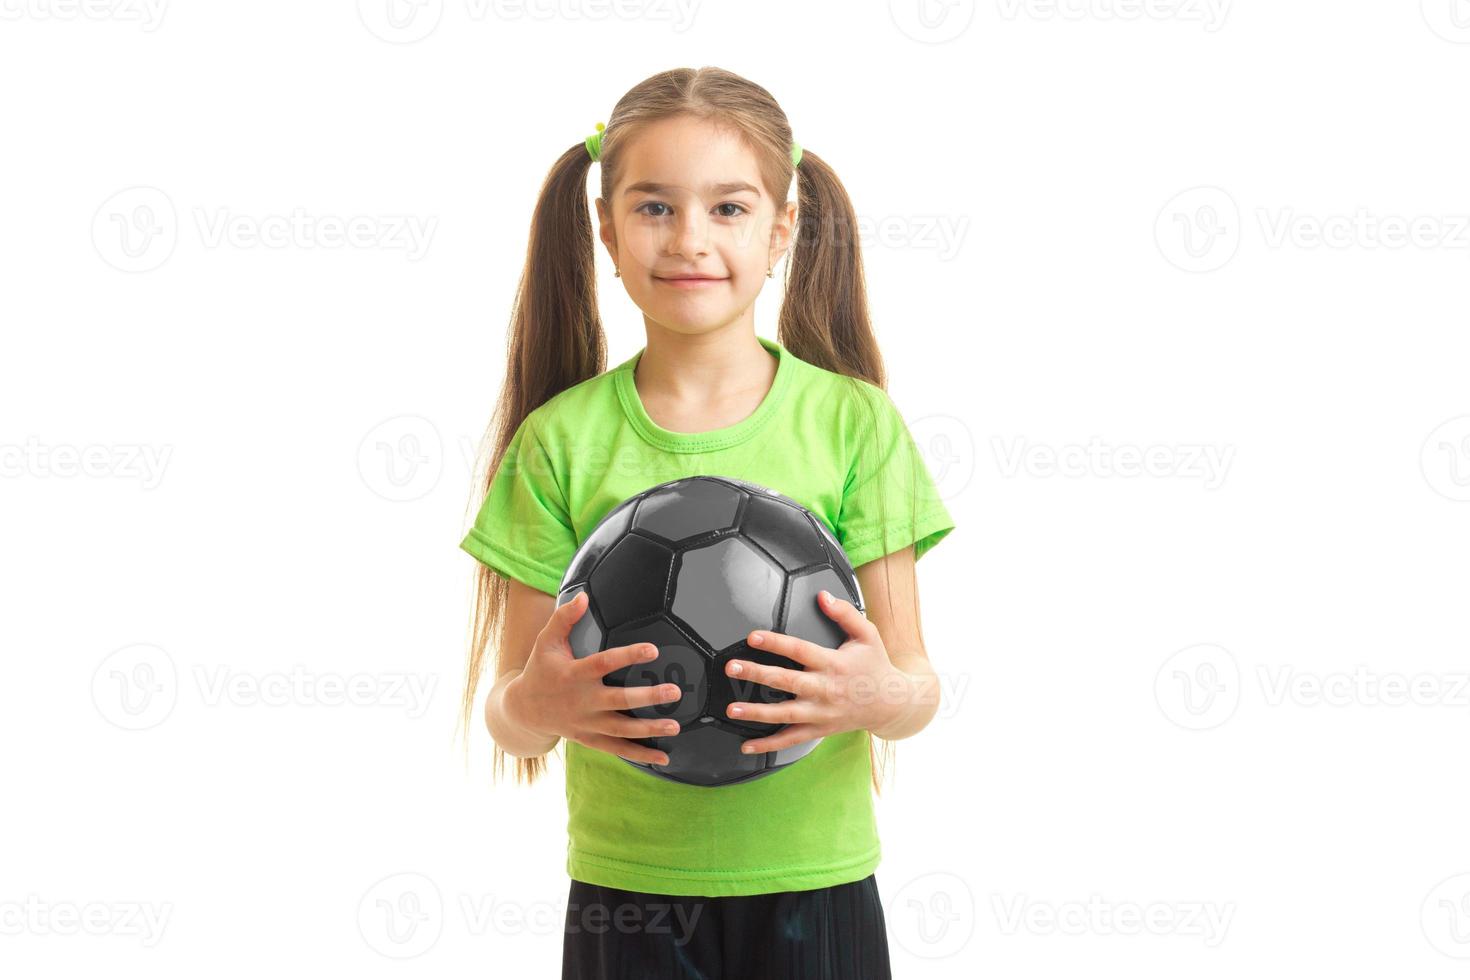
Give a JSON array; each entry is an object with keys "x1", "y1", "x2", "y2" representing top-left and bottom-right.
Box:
[
  {"x1": 614, "y1": 266, "x2": 621, "y2": 278},
  {"x1": 766, "y1": 266, "x2": 774, "y2": 278}
]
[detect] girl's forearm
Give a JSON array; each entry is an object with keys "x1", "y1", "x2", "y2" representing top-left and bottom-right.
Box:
[
  {"x1": 868, "y1": 655, "x2": 942, "y2": 741},
  {"x1": 486, "y1": 670, "x2": 560, "y2": 758}
]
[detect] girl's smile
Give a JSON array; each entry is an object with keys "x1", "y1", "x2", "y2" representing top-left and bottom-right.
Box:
[{"x1": 654, "y1": 274, "x2": 730, "y2": 289}]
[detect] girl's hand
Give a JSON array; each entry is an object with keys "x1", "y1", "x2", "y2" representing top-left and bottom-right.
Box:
[
  {"x1": 724, "y1": 589, "x2": 913, "y2": 754},
  {"x1": 505, "y1": 591, "x2": 684, "y2": 766}
]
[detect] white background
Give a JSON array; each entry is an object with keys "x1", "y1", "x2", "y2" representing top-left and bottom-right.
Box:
[{"x1": 3, "y1": 1, "x2": 1470, "y2": 977}]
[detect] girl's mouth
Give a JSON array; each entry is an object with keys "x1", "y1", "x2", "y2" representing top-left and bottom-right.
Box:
[{"x1": 655, "y1": 275, "x2": 728, "y2": 288}]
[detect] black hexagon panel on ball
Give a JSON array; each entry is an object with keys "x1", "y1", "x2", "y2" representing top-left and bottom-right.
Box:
[{"x1": 555, "y1": 476, "x2": 865, "y2": 788}]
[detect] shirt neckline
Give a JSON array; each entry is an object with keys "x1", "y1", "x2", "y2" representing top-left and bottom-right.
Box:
[{"x1": 614, "y1": 335, "x2": 794, "y2": 453}]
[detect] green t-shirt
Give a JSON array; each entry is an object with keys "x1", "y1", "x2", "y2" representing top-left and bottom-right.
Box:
[{"x1": 460, "y1": 334, "x2": 956, "y2": 897}]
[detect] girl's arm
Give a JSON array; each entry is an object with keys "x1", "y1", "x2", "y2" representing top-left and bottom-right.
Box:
[
  {"x1": 485, "y1": 578, "x2": 561, "y2": 758},
  {"x1": 855, "y1": 545, "x2": 942, "y2": 741}
]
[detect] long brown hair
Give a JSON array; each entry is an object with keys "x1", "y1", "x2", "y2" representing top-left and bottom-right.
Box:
[{"x1": 459, "y1": 66, "x2": 922, "y2": 794}]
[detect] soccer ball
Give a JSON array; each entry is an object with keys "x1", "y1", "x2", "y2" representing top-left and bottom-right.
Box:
[{"x1": 555, "y1": 475, "x2": 864, "y2": 787}]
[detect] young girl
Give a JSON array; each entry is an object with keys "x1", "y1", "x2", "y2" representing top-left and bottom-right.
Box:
[{"x1": 458, "y1": 67, "x2": 956, "y2": 979}]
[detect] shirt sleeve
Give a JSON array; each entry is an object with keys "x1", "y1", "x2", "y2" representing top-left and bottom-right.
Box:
[
  {"x1": 836, "y1": 384, "x2": 956, "y2": 571},
  {"x1": 458, "y1": 414, "x2": 577, "y2": 596}
]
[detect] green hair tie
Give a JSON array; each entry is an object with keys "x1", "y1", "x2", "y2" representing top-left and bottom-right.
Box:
[
  {"x1": 585, "y1": 121, "x2": 802, "y2": 169},
  {"x1": 585, "y1": 121, "x2": 605, "y2": 162}
]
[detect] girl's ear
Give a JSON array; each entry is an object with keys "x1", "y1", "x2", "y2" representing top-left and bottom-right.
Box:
[
  {"x1": 594, "y1": 197, "x2": 618, "y2": 265},
  {"x1": 769, "y1": 200, "x2": 798, "y2": 265}
]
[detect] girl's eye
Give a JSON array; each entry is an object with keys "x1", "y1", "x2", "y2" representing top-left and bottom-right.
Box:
[{"x1": 635, "y1": 202, "x2": 749, "y2": 218}]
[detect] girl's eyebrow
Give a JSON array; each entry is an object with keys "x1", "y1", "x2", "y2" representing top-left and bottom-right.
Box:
[{"x1": 623, "y1": 180, "x2": 761, "y2": 197}]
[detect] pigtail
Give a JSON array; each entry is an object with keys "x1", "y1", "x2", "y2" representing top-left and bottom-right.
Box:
[
  {"x1": 458, "y1": 143, "x2": 609, "y2": 786},
  {"x1": 778, "y1": 149, "x2": 924, "y2": 798}
]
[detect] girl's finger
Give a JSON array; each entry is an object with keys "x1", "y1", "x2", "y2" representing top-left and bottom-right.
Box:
[
  {"x1": 573, "y1": 732, "x2": 669, "y2": 767},
  {"x1": 739, "y1": 723, "x2": 823, "y2": 756},
  {"x1": 745, "y1": 628, "x2": 829, "y2": 668},
  {"x1": 598, "y1": 682, "x2": 683, "y2": 712},
  {"x1": 577, "y1": 641, "x2": 658, "y2": 680},
  {"x1": 725, "y1": 658, "x2": 807, "y2": 696},
  {"x1": 545, "y1": 591, "x2": 590, "y2": 643},
  {"x1": 596, "y1": 711, "x2": 681, "y2": 740},
  {"x1": 816, "y1": 589, "x2": 880, "y2": 644},
  {"x1": 725, "y1": 699, "x2": 813, "y2": 725}
]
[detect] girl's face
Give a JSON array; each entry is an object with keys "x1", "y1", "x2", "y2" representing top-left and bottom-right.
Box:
[{"x1": 595, "y1": 115, "x2": 796, "y2": 337}]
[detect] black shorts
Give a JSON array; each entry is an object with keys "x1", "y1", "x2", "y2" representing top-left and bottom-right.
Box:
[{"x1": 561, "y1": 873, "x2": 892, "y2": 980}]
